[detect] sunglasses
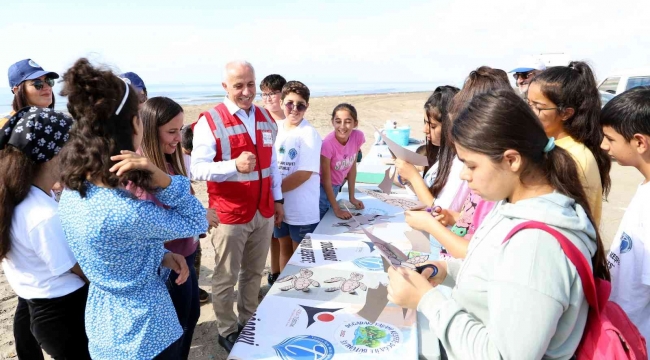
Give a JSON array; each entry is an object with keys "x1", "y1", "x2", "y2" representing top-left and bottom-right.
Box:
[
  {"x1": 30, "y1": 78, "x2": 56, "y2": 90},
  {"x1": 513, "y1": 71, "x2": 535, "y2": 81},
  {"x1": 284, "y1": 101, "x2": 307, "y2": 112}
]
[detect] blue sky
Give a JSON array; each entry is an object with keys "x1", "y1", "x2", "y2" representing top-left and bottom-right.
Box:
[{"x1": 1, "y1": 0, "x2": 649, "y2": 87}]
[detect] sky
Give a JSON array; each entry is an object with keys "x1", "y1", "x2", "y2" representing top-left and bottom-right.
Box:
[{"x1": 1, "y1": 0, "x2": 649, "y2": 87}]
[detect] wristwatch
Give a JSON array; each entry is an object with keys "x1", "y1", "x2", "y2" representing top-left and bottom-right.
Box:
[{"x1": 275, "y1": 198, "x2": 284, "y2": 204}]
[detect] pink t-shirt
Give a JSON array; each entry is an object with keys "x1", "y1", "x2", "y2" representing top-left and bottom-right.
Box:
[{"x1": 321, "y1": 129, "x2": 365, "y2": 186}]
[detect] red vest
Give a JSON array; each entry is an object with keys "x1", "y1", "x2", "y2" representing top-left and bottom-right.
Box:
[{"x1": 201, "y1": 103, "x2": 277, "y2": 225}]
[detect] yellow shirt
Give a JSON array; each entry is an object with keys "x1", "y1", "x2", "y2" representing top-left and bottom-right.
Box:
[{"x1": 556, "y1": 136, "x2": 603, "y2": 226}]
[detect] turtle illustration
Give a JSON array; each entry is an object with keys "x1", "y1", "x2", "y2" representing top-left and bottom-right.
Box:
[
  {"x1": 275, "y1": 268, "x2": 320, "y2": 292},
  {"x1": 324, "y1": 272, "x2": 368, "y2": 294}
]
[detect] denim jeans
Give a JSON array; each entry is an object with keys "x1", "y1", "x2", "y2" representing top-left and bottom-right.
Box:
[
  {"x1": 319, "y1": 183, "x2": 342, "y2": 219},
  {"x1": 166, "y1": 249, "x2": 200, "y2": 360}
]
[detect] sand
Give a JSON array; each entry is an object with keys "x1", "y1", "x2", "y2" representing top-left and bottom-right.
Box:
[{"x1": 0, "y1": 91, "x2": 642, "y2": 359}]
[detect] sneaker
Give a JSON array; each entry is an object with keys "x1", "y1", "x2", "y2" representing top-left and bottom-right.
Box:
[
  {"x1": 199, "y1": 288, "x2": 210, "y2": 303},
  {"x1": 267, "y1": 272, "x2": 280, "y2": 286}
]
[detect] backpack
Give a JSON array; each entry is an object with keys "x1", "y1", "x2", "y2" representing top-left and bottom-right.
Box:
[{"x1": 503, "y1": 221, "x2": 647, "y2": 360}]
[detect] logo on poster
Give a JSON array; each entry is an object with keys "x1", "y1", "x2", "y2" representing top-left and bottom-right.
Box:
[
  {"x1": 353, "y1": 256, "x2": 384, "y2": 271},
  {"x1": 336, "y1": 321, "x2": 401, "y2": 354},
  {"x1": 298, "y1": 304, "x2": 342, "y2": 328},
  {"x1": 363, "y1": 207, "x2": 388, "y2": 216},
  {"x1": 273, "y1": 335, "x2": 335, "y2": 360},
  {"x1": 235, "y1": 312, "x2": 260, "y2": 346}
]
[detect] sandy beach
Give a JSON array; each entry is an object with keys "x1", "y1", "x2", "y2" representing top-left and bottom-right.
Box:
[{"x1": 0, "y1": 91, "x2": 642, "y2": 359}]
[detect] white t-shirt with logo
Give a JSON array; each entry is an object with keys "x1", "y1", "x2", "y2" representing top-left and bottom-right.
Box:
[
  {"x1": 608, "y1": 182, "x2": 650, "y2": 343},
  {"x1": 275, "y1": 119, "x2": 322, "y2": 225},
  {"x1": 2, "y1": 186, "x2": 85, "y2": 299}
]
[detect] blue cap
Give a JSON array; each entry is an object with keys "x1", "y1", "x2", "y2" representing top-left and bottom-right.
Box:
[
  {"x1": 118, "y1": 72, "x2": 146, "y2": 91},
  {"x1": 8, "y1": 59, "x2": 59, "y2": 89}
]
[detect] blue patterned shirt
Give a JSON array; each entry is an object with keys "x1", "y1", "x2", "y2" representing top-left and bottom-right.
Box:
[{"x1": 59, "y1": 176, "x2": 208, "y2": 359}]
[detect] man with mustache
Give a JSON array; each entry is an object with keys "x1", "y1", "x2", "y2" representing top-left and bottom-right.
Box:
[
  {"x1": 510, "y1": 57, "x2": 546, "y2": 96},
  {"x1": 191, "y1": 60, "x2": 284, "y2": 352}
]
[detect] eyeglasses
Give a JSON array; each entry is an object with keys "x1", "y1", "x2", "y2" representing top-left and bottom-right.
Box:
[
  {"x1": 284, "y1": 101, "x2": 307, "y2": 112},
  {"x1": 261, "y1": 91, "x2": 280, "y2": 99},
  {"x1": 513, "y1": 71, "x2": 536, "y2": 81},
  {"x1": 30, "y1": 78, "x2": 55, "y2": 90},
  {"x1": 526, "y1": 99, "x2": 558, "y2": 115}
]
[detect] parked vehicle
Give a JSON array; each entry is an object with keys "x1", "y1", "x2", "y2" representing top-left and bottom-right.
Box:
[{"x1": 598, "y1": 67, "x2": 650, "y2": 95}]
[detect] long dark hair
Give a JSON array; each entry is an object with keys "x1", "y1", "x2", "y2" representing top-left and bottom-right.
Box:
[
  {"x1": 423, "y1": 86, "x2": 459, "y2": 175},
  {"x1": 12, "y1": 82, "x2": 56, "y2": 111},
  {"x1": 451, "y1": 90, "x2": 609, "y2": 281},
  {"x1": 530, "y1": 61, "x2": 611, "y2": 196},
  {"x1": 139, "y1": 97, "x2": 186, "y2": 177},
  {"x1": 0, "y1": 147, "x2": 40, "y2": 261},
  {"x1": 59, "y1": 58, "x2": 154, "y2": 197},
  {"x1": 431, "y1": 66, "x2": 512, "y2": 197}
]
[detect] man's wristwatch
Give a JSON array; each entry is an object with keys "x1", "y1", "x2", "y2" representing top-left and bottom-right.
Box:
[{"x1": 275, "y1": 199, "x2": 284, "y2": 204}]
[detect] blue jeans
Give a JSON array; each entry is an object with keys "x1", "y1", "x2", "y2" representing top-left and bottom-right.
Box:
[
  {"x1": 319, "y1": 183, "x2": 341, "y2": 219},
  {"x1": 166, "y1": 249, "x2": 200, "y2": 360},
  {"x1": 274, "y1": 222, "x2": 319, "y2": 243}
]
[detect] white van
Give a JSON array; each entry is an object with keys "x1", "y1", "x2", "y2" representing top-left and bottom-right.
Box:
[{"x1": 598, "y1": 67, "x2": 650, "y2": 95}]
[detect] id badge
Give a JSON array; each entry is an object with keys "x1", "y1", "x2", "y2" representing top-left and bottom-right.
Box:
[{"x1": 262, "y1": 130, "x2": 273, "y2": 147}]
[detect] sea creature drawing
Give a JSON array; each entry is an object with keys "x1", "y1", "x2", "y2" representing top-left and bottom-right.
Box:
[
  {"x1": 324, "y1": 272, "x2": 368, "y2": 294},
  {"x1": 276, "y1": 268, "x2": 320, "y2": 292}
]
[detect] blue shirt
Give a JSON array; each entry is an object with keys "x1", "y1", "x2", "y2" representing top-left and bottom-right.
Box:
[{"x1": 59, "y1": 176, "x2": 208, "y2": 359}]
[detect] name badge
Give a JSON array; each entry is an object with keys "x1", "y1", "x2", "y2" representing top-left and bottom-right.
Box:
[{"x1": 262, "y1": 130, "x2": 273, "y2": 147}]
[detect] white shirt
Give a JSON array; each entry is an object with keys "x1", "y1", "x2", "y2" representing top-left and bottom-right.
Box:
[
  {"x1": 421, "y1": 156, "x2": 468, "y2": 212},
  {"x1": 2, "y1": 186, "x2": 84, "y2": 299},
  {"x1": 191, "y1": 96, "x2": 283, "y2": 201},
  {"x1": 608, "y1": 182, "x2": 650, "y2": 344},
  {"x1": 275, "y1": 119, "x2": 322, "y2": 225}
]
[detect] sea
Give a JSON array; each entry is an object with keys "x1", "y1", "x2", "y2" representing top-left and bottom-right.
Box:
[{"x1": 0, "y1": 82, "x2": 439, "y2": 115}]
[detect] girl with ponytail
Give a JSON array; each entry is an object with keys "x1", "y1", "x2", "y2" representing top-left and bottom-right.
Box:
[
  {"x1": 527, "y1": 61, "x2": 611, "y2": 225},
  {"x1": 387, "y1": 90, "x2": 608, "y2": 359},
  {"x1": 57, "y1": 58, "x2": 208, "y2": 360}
]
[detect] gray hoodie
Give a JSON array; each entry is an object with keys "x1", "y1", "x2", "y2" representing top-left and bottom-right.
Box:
[{"x1": 418, "y1": 193, "x2": 597, "y2": 359}]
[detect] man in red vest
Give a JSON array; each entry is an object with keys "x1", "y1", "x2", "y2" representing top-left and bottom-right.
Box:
[{"x1": 191, "y1": 60, "x2": 284, "y2": 352}]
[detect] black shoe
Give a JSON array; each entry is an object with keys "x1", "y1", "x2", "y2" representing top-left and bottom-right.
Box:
[
  {"x1": 218, "y1": 332, "x2": 239, "y2": 353},
  {"x1": 199, "y1": 288, "x2": 210, "y2": 303},
  {"x1": 267, "y1": 272, "x2": 280, "y2": 286}
]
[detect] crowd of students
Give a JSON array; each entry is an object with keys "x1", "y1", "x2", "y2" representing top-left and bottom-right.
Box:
[{"x1": 0, "y1": 56, "x2": 648, "y2": 360}]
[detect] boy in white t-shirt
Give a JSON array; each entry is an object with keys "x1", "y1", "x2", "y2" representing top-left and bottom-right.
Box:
[
  {"x1": 273, "y1": 81, "x2": 323, "y2": 270},
  {"x1": 601, "y1": 86, "x2": 650, "y2": 344}
]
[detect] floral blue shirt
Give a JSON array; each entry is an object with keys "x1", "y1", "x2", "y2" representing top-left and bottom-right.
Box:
[{"x1": 59, "y1": 175, "x2": 208, "y2": 359}]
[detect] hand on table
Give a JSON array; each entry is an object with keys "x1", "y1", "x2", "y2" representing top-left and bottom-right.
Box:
[
  {"x1": 333, "y1": 207, "x2": 352, "y2": 220},
  {"x1": 349, "y1": 197, "x2": 364, "y2": 210}
]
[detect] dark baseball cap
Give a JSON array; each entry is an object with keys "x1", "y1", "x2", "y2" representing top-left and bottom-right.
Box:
[
  {"x1": 119, "y1": 72, "x2": 146, "y2": 91},
  {"x1": 8, "y1": 59, "x2": 59, "y2": 89}
]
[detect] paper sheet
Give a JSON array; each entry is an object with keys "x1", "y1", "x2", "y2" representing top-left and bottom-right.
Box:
[
  {"x1": 358, "y1": 188, "x2": 424, "y2": 210},
  {"x1": 356, "y1": 283, "x2": 390, "y2": 323},
  {"x1": 378, "y1": 167, "x2": 394, "y2": 194},
  {"x1": 404, "y1": 230, "x2": 431, "y2": 253},
  {"x1": 374, "y1": 125, "x2": 428, "y2": 166}
]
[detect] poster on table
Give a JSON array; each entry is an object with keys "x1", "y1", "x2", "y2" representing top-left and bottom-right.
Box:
[
  {"x1": 228, "y1": 295, "x2": 418, "y2": 360},
  {"x1": 288, "y1": 234, "x2": 384, "y2": 273},
  {"x1": 287, "y1": 234, "x2": 416, "y2": 273},
  {"x1": 266, "y1": 264, "x2": 388, "y2": 305}
]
